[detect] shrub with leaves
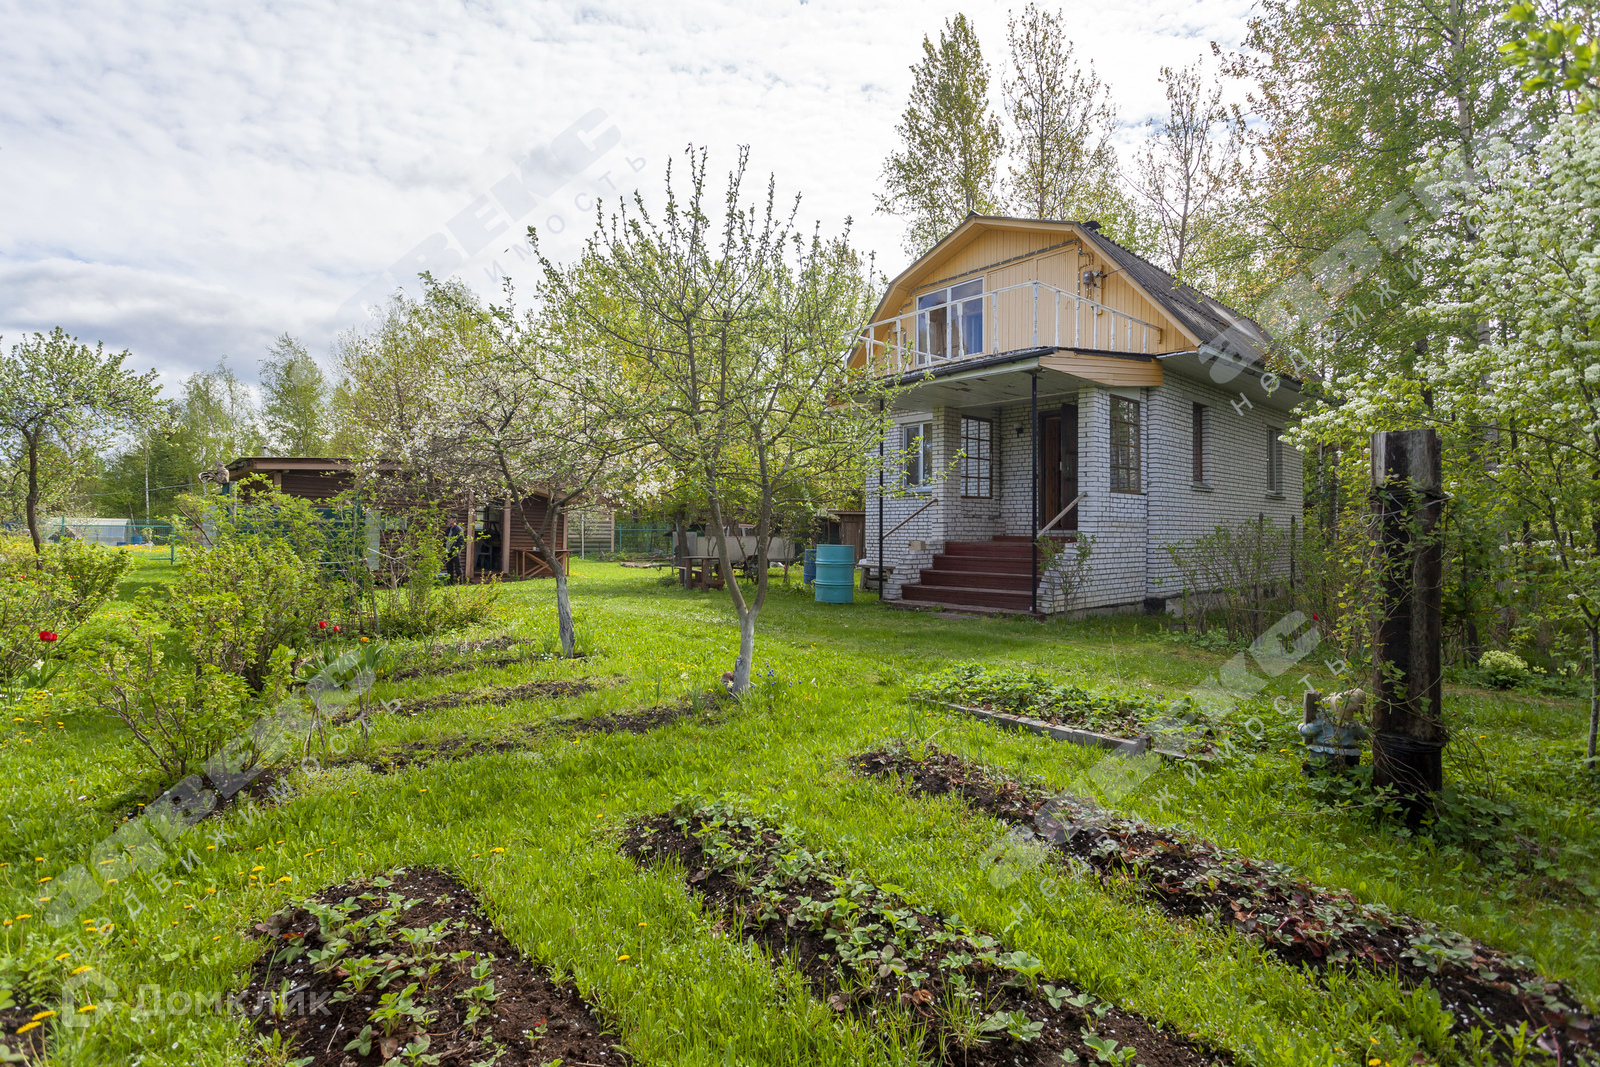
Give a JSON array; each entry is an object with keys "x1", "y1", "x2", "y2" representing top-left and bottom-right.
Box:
[
  {"x1": 92, "y1": 631, "x2": 265, "y2": 782},
  {"x1": 0, "y1": 535, "x2": 131, "y2": 687},
  {"x1": 1476, "y1": 649, "x2": 1530, "y2": 690}
]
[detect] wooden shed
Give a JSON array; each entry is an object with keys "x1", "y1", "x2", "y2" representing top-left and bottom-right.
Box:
[{"x1": 225, "y1": 457, "x2": 570, "y2": 579}]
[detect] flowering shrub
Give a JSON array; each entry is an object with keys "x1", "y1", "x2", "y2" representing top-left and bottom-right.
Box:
[{"x1": 1477, "y1": 650, "x2": 1531, "y2": 690}]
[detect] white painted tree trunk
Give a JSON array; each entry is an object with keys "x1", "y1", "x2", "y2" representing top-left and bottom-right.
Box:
[{"x1": 554, "y1": 561, "x2": 576, "y2": 659}]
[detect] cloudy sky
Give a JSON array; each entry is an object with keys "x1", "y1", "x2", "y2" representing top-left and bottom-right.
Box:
[{"x1": 0, "y1": 0, "x2": 1257, "y2": 394}]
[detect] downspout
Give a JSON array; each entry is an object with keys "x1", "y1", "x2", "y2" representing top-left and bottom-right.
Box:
[
  {"x1": 877, "y1": 398, "x2": 885, "y2": 601},
  {"x1": 1030, "y1": 372, "x2": 1039, "y2": 616}
]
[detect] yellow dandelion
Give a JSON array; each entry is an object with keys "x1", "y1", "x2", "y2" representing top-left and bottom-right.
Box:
[
  {"x1": 70, "y1": 965, "x2": 91, "y2": 976},
  {"x1": 489, "y1": 847, "x2": 505, "y2": 854},
  {"x1": 38, "y1": 876, "x2": 50, "y2": 883},
  {"x1": 616, "y1": 954, "x2": 630, "y2": 961},
  {"x1": 75, "y1": 1004, "x2": 95, "y2": 1014},
  {"x1": 277, "y1": 876, "x2": 291, "y2": 883},
  {"x1": 30, "y1": 1010, "x2": 55, "y2": 1021},
  {"x1": 638, "y1": 921, "x2": 647, "y2": 926},
  {"x1": 250, "y1": 865, "x2": 265, "y2": 872},
  {"x1": 53, "y1": 953, "x2": 69, "y2": 961},
  {"x1": 15, "y1": 1021, "x2": 41, "y2": 1034}
]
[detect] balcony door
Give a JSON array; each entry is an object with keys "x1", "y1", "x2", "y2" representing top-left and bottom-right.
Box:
[{"x1": 1038, "y1": 404, "x2": 1079, "y2": 532}]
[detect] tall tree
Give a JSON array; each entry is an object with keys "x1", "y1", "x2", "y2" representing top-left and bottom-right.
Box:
[
  {"x1": 1129, "y1": 61, "x2": 1246, "y2": 282},
  {"x1": 172, "y1": 360, "x2": 263, "y2": 481},
  {"x1": 877, "y1": 14, "x2": 1005, "y2": 254},
  {"x1": 259, "y1": 334, "x2": 329, "y2": 456},
  {"x1": 1003, "y1": 3, "x2": 1136, "y2": 235},
  {"x1": 542, "y1": 148, "x2": 882, "y2": 694},
  {"x1": 0, "y1": 329, "x2": 161, "y2": 551}
]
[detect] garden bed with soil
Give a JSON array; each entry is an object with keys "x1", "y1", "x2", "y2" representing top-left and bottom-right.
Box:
[
  {"x1": 854, "y1": 745, "x2": 1597, "y2": 1058},
  {"x1": 389, "y1": 679, "x2": 604, "y2": 718},
  {"x1": 238, "y1": 867, "x2": 628, "y2": 1067},
  {"x1": 0, "y1": 1004, "x2": 50, "y2": 1064},
  {"x1": 623, "y1": 798, "x2": 1226, "y2": 1067},
  {"x1": 910, "y1": 665, "x2": 1224, "y2": 759}
]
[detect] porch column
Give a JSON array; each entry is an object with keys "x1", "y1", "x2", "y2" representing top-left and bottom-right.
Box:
[
  {"x1": 877, "y1": 399, "x2": 885, "y2": 598},
  {"x1": 1030, "y1": 372, "x2": 1038, "y2": 615}
]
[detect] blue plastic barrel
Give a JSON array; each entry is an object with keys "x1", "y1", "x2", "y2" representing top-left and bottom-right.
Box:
[
  {"x1": 803, "y1": 547, "x2": 817, "y2": 585},
  {"x1": 814, "y1": 544, "x2": 855, "y2": 604}
]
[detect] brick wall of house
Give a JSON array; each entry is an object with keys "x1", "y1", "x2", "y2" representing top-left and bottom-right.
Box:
[
  {"x1": 1143, "y1": 373, "x2": 1304, "y2": 607},
  {"x1": 866, "y1": 369, "x2": 1305, "y2": 612}
]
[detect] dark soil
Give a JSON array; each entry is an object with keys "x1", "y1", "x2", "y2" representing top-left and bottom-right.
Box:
[
  {"x1": 624, "y1": 803, "x2": 1226, "y2": 1067},
  {"x1": 854, "y1": 745, "x2": 1597, "y2": 1058},
  {"x1": 238, "y1": 867, "x2": 629, "y2": 1067},
  {"x1": 561, "y1": 690, "x2": 726, "y2": 735},
  {"x1": 0, "y1": 1005, "x2": 49, "y2": 1063},
  {"x1": 392, "y1": 679, "x2": 599, "y2": 718}
]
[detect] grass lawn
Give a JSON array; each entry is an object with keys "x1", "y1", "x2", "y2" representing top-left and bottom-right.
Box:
[{"x1": 1, "y1": 557, "x2": 1596, "y2": 1066}]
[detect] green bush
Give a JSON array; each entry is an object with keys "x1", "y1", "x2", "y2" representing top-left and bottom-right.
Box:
[
  {"x1": 92, "y1": 633, "x2": 263, "y2": 782},
  {"x1": 374, "y1": 581, "x2": 500, "y2": 638},
  {"x1": 1477, "y1": 649, "x2": 1530, "y2": 689},
  {"x1": 0, "y1": 536, "x2": 132, "y2": 687}
]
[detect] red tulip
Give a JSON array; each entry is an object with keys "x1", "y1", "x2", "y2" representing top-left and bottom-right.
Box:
[
  {"x1": 38, "y1": 631, "x2": 58, "y2": 643},
  {"x1": 317, "y1": 620, "x2": 328, "y2": 629},
  {"x1": 331, "y1": 625, "x2": 341, "y2": 633}
]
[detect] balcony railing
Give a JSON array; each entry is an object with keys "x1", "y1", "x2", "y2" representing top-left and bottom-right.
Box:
[{"x1": 858, "y1": 280, "x2": 1163, "y2": 376}]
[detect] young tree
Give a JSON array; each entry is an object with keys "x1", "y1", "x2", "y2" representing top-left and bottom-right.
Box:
[
  {"x1": 1003, "y1": 3, "x2": 1134, "y2": 232},
  {"x1": 540, "y1": 148, "x2": 881, "y2": 694},
  {"x1": 259, "y1": 334, "x2": 329, "y2": 455},
  {"x1": 0, "y1": 329, "x2": 161, "y2": 551},
  {"x1": 877, "y1": 14, "x2": 1005, "y2": 254},
  {"x1": 433, "y1": 284, "x2": 635, "y2": 658},
  {"x1": 1129, "y1": 62, "x2": 1246, "y2": 281}
]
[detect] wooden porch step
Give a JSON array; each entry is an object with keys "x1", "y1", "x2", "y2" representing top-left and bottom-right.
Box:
[
  {"x1": 917, "y1": 568, "x2": 1033, "y2": 591},
  {"x1": 900, "y1": 582, "x2": 1036, "y2": 611},
  {"x1": 930, "y1": 554, "x2": 1036, "y2": 576}
]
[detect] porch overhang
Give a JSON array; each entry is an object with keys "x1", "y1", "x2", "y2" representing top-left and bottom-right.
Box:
[{"x1": 882, "y1": 347, "x2": 1161, "y2": 411}]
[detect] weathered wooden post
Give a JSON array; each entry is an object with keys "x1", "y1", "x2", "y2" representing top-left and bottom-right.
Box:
[{"x1": 1369, "y1": 429, "x2": 1447, "y2": 819}]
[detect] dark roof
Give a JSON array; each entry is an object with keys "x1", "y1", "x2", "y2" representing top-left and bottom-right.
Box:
[{"x1": 1071, "y1": 224, "x2": 1272, "y2": 366}]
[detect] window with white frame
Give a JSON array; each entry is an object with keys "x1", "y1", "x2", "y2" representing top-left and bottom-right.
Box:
[
  {"x1": 902, "y1": 421, "x2": 934, "y2": 489},
  {"x1": 960, "y1": 416, "x2": 992, "y2": 498},
  {"x1": 1110, "y1": 397, "x2": 1141, "y2": 492},
  {"x1": 915, "y1": 279, "x2": 984, "y2": 363},
  {"x1": 1267, "y1": 427, "x2": 1283, "y2": 493}
]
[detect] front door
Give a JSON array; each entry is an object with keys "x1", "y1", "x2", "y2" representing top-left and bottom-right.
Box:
[{"x1": 1038, "y1": 405, "x2": 1079, "y2": 532}]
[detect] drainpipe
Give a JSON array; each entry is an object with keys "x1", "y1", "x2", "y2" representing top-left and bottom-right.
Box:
[
  {"x1": 1030, "y1": 372, "x2": 1039, "y2": 616},
  {"x1": 877, "y1": 398, "x2": 885, "y2": 601}
]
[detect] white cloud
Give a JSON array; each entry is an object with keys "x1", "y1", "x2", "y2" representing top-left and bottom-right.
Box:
[{"x1": 0, "y1": 0, "x2": 1257, "y2": 395}]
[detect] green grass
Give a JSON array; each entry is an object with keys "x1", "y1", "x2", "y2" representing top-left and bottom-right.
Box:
[{"x1": 1, "y1": 557, "x2": 1595, "y2": 1065}]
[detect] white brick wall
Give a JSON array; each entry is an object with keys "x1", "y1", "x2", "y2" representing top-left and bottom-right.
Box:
[{"x1": 864, "y1": 367, "x2": 1304, "y2": 612}]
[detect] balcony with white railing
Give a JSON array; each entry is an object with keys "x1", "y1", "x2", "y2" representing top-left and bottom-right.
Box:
[{"x1": 857, "y1": 280, "x2": 1163, "y2": 377}]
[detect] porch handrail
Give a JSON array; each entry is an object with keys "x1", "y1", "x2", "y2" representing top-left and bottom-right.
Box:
[
  {"x1": 1036, "y1": 493, "x2": 1085, "y2": 538},
  {"x1": 884, "y1": 495, "x2": 939, "y2": 540},
  {"x1": 854, "y1": 280, "x2": 1164, "y2": 374}
]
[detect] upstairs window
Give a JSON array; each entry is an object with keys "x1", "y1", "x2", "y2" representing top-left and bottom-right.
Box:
[
  {"x1": 1267, "y1": 427, "x2": 1283, "y2": 493},
  {"x1": 915, "y1": 279, "x2": 984, "y2": 363},
  {"x1": 960, "y1": 416, "x2": 992, "y2": 498},
  {"x1": 1191, "y1": 403, "x2": 1206, "y2": 482},
  {"x1": 903, "y1": 421, "x2": 934, "y2": 488},
  {"x1": 1110, "y1": 397, "x2": 1141, "y2": 492}
]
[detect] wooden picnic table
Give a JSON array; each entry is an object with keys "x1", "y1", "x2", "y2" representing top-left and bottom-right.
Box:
[{"x1": 677, "y1": 554, "x2": 732, "y2": 591}]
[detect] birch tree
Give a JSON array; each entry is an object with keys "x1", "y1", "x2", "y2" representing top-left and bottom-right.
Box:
[
  {"x1": 1129, "y1": 61, "x2": 1246, "y2": 280},
  {"x1": 538, "y1": 147, "x2": 881, "y2": 694},
  {"x1": 1003, "y1": 3, "x2": 1135, "y2": 233},
  {"x1": 260, "y1": 335, "x2": 329, "y2": 455}
]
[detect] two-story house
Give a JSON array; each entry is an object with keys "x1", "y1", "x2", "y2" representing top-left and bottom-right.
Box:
[{"x1": 853, "y1": 214, "x2": 1303, "y2": 615}]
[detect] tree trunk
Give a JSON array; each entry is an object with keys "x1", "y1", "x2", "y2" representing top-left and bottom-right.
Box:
[
  {"x1": 1588, "y1": 620, "x2": 1598, "y2": 771},
  {"x1": 553, "y1": 561, "x2": 576, "y2": 659},
  {"x1": 25, "y1": 429, "x2": 42, "y2": 553}
]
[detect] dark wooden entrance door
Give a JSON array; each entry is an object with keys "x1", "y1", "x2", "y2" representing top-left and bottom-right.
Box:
[{"x1": 1038, "y1": 405, "x2": 1079, "y2": 532}]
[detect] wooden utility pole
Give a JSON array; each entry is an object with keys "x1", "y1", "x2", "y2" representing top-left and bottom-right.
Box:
[{"x1": 1369, "y1": 429, "x2": 1447, "y2": 819}]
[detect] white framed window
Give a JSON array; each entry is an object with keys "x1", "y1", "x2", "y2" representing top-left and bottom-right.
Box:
[
  {"x1": 915, "y1": 279, "x2": 984, "y2": 363},
  {"x1": 1267, "y1": 427, "x2": 1284, "y2": 493},
  {"x1": 903, "y1": 421, "x2": 934, "y2": 489},
  {"x1": 1110, "y1": 397, "x2": 1141, "y2": 492},
  {"x1": 960, "y1": 416, "x2": 992, "y2": 498}
]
